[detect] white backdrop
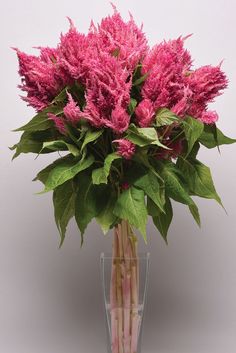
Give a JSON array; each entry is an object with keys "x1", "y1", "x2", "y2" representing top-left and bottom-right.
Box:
[{"x1": 1, "y1": 1, "x2": 236, "y2": 352}]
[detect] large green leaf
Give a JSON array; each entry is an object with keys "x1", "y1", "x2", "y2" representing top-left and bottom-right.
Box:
[
  {"x1": 199, "y1": 125, "x2": 236, "y2": 149},
  {"x1": 38, "y1": 155, "x2": 94, "y2": 193},
  {"x1": 75, "y1": 172, "x2": 108, "y2": 243},
  {"x1": 81, "y1": 129, "x2": 103, "y2": 151},
  {"x1": 155, "y1": 108, "x2": 179, "y2": 127},
  {"x1": 53, "y1": 180, "x2": 75, "y2": 247},
  {"x1": 14, "y1": 105, "x2": 63, "y2": 132},
  {"x1": 184, "y1": 116, "x2": 204, "y2": 156},
  {"x1": 126, "y1": 124, "x2": 169, "y2": 149},
  {"x1": 113, "y1": 186, "x2": 148, "y2": 241},
  {"x1": 158, "y1": 161, "x2": 194, "y2": 205},
  {"x1": 96, "y1": 189, "x2": 117, "y2": 234},
  {"x1": 40, "y1": 140, "x2": 79, "y2": 157},
  {"x1": 92, "y1": 153, "x2": 121, "y2": 185},
  {"x1": 134, "y1": 170, "x2": 165, "y2": 212},
  {"x1": 148, "y1": 197, "x2": 173, "y2": 243},
  {"x1": 189, "y1": 203, "x2": 201, "y2": 227},
  {"x1": 10, "y1": 129, "x2": 56, "y2": 159},
  {"x1": 177, "y1": 157, "x2": 222, "y2": 205}
]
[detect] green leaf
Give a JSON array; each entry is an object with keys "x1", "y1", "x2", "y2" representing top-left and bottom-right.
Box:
[
  {"x1": 184, "y1": 116, "x2": 204, "y2": 156},
  {"x1": 40, "y1": 140, "x2": 79, "y2": 156},
  {"x1": 158, "y1": 161, "x2": 194, "y2": 205},
  {"x1": 38, "y1": 155, "x2": 94, "y2": 193},
  {"x1": 189, "y1": 203, "x2": 201, "y2": 227},
  {"x1": 14, "y1": 105, "x2": 63, "y2": 132},
  {"x1": 133, "y1": 73, "x2": 149, "y2": 86},
  {"x1": 51, "y1": 87, "x2": 68, "y2": 104},
  {"x1": 134, "y1": 170, "x2": 165, "y2": 212},
  {"x1": 81, "y1": 129, "x2": 103, "y2": 151},
  {"x1": 53, "y1": 180, "x2": 75, "y2": 247},
  {"x1": 177, "y1": 158, "x2": 222, "y2": 205},
  {"x1": 92, "y1": 153, "x2": 121, "y2": 185},
  {"x1": 126, "y1": 124, "x2": 169, "y2": 149},
  {"x1": 128, "y1": 98, "x2": 137, "y2": 115},
  {"x1": 155, "y1": 108, "x2": 179, "y2": 127},
  {"x1": 75, "y1": 172, "x2": 108, "y2": 244},
  {"x1": 199, "y1": 125, "x2": 236, "y2": 149},
  {"x1": 151, "y1": 197, "x2": 173, "y2": 243},
  {"x1": 96, "y1": 189, "x2": 117, "y2": 234},
  {"x1": 10, "y1": 129, "x2": 56, "y2": 159},
  {"x1": 113, "y1": 186, "x2": 148, "y2": 241}
]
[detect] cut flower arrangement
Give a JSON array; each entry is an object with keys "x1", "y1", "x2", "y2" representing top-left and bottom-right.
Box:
[{"x1": 11, "y1": 5, "x2": 235, "y2": 353}]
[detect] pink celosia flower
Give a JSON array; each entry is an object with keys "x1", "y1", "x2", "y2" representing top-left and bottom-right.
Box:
[
  {"x1": 135, "y1": 99, "x2": 155, "y2": 127},
  {"x1": 113, "y1": 139, "x2": 136, "y2": 160},
  {"x1": 48, "y1": 113, "x2": 66, "y2": 134},
  {"x1": 90, "y1": 4, "x2": 148, "y2": 72},
  {"x1": 199, "y1": 110, "x2": 219, "y2": 124},
  {"x1": 141, "y1": 37, "x2": 192, "y2": 110},
  {"x1": 186, "y1": 64, "x2": 228, "y2": 119},
  {"x1": 14, "y1": 47, "x2": 68, "y2": 111},
  {"x1": 82, "y1": 53, "x2": 131, "y2": 132},
  {"x1": 106, "y1": 105, "x2": 130, "y2": 133},
  {"x1": 58, "y1": 19, "x2": 92, "y2": 82},
  {"x1": 187, "y1": 65, "x2": 228, "y2": 103},
  {"x1": 171, "y1": 87, "x2": 192, "y2": 117},
  {"x1": 63, "y1": 93, "x2": 81, "y2": 124}
]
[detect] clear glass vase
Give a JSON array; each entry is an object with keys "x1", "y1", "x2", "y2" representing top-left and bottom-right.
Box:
[{"x1": 101, "y1": 252, "x2": 150, "y2": 353}]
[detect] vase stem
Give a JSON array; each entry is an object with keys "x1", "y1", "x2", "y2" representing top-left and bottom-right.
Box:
[{"x1": 110, "y1": 220, "x2": 139, "y2": 353}]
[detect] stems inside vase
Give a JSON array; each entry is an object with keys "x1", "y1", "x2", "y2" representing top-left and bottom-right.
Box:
[{"x1": 110, "y1": 220, "x2": 140, "y2": 353}]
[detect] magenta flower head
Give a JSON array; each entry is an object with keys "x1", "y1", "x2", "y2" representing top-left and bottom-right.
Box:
[
  {"x1": 63, "y1": 93, "x2": 82, "y2": 124},
  {"x1": 135, "y1": 99, "x2": 155, "y2": 127},
  {"x1": 107, "y1": 105, "x2": 130, "y2": 133},
  {"x1": 113, "y1": 139, "x2": 136, "y2": 160},
  {"x1": 141, "y1": 37, "x2": 192, "y2": 110},
  {"x1": 199, "y1": 110, "x2": 219, "y2": 124},
  {"x1": 92, "y1": 4, "x2": 148, "y2": 72},
  {"x1": 14, "y1": 47, "x2": 67, "y2": 111}
]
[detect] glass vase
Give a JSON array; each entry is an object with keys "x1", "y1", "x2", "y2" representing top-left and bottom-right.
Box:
[{"x1": 101, "y1": 252, "x2": 150, "y2": 353}]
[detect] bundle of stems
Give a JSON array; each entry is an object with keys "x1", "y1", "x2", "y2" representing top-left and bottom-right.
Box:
[{"x1": 110, "y1": 220, "x2": 140, "y2": 353}]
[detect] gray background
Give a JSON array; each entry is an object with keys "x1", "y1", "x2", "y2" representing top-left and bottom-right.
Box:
[{"x1": 1, "y1": 0, "x2": 236, "y2": 352}]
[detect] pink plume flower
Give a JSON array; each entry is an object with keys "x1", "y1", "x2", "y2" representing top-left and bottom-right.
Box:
[
  {"x1": 199, "y1": 110, "x2": 219, "y2": 124},
  {"x1": 48, "y1": 113, "x2": 66, "y2": 134},
  {"x1": 106, "y1": 105, "x2": 130, "y2": 133},
  {"x1": 58, "y1": 19, "x2": 92, "y2": 82},
  {"x1": 82, "y1": 53, "x2": 131, "y2": 132},
  {"x1": 135, "y1": 99, "x2": 155, "y2": 127},
  {"x1": 186, "y1": 65, "x2": 228, "y2": 118},
  {"x1": 14, "y1": 47, "x2": 68, "y2": 111},
  {"x1": 91, "y1": 6, "x2": 148, "y2": 72},
  {"x1": 113, "y1": 139, "x2": 136, "y2": 160},
  {"x1": 141, "y1": 37, "x2": 192, "y2": 110},
  {"x1": 63, "y1": 93, "x2": 82, "y2": 124}
]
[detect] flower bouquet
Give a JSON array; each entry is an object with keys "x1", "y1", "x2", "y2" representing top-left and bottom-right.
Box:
[{"x1": 11, "y1": 5, "x2": 235, "y2": 353}]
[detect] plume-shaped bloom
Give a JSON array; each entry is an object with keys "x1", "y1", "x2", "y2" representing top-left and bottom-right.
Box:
[
  {"x1": 14, "y1": 47, "x2": 68, "y2": 111},
  {"x1": 48, "y1": 113, "x2": 66, "y2": 134},
  {"x1": 91, "y1": 5, "x2": 148, "y2": 72},
  {"x1": 141, "y1": 37, "x2": 192, "y2": 111},
  {"x1": 58, "y1": 19, "x2": 92, "y2": 82},
  {"x1": 114, "y1": 139, "x2": 136, "y2": 159},
  {"x1": 186, "y1": 64, "x2": 228, "y2": 119},
  {"x1": 199, "y1": 110, "x2": 219, "y2": 124},
  {"x1": 63, "y1": 93, "x2": 82, "y2": 124},
  {"x1": 135, "y1": 99, "x2": 155, "y2": 127},
  {"x1": 82, "y1": 53, "x2": 131, "y2": 132}
]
